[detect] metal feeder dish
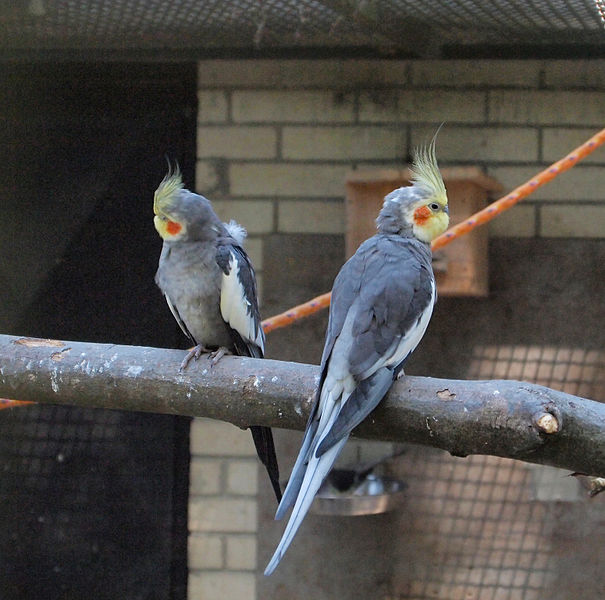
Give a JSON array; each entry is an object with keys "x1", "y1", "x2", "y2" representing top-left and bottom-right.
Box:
[{"x1": 310, "y1": 471, "x2": 407, "y2": 516}]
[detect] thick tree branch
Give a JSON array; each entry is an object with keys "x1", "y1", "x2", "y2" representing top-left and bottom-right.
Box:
[{"x1": 1, "y1": 334, "x2": 604, "y2": 476}]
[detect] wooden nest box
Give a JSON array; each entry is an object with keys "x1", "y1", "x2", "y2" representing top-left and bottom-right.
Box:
[{"x1": 345, "y1": 167, "x2": 502, "y2": 297}]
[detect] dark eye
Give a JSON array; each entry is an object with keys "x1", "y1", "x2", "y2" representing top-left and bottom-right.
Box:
[{"x1": 429, "y1": 202, "x2": 440, "y2": 211}]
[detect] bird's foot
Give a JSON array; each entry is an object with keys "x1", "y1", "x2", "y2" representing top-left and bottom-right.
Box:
[
  {"x1": 179, "y1": 345, "x2": 209, "y2": 372},
  {"x1": 208, "y1": 346, "x2": 231, "y2": 367}
]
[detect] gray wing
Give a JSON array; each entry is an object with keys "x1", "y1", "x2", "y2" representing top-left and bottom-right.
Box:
[
  {"x1": 216, "y1": 240, "x2": 265, "y2": 358},
  {"x1": 216, "y1": 237, "x2": 282, "y2": 502},
  {"x1": 274, "y1": 242, "x2": 365, "y2": 518},
  {"x1": 316, "y1": 236, "x2": 436, "y2": 455},
  {"x1": 348, "y1": 236, "x2": 435, "y2": 378}
]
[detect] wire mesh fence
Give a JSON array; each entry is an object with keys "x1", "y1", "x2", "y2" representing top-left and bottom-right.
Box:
[
  {"x1": 386, "y1": 345, "x2": 605, "y2": 599},
  {"x1": 2, "y1": 0, "x2": 604, "y2": 53}
]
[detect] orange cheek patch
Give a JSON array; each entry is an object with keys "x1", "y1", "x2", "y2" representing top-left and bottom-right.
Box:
[
  {"x1": 413, "y1": 205, "x2": 432, "y2": 225},
  {"x1": 166, "y1": 221, "x2": 182, "y2": 235}
]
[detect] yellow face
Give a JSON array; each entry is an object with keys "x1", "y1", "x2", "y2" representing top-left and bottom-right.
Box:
[
  {"x1": 408, "y1": 198, "x2": 449, "y2": 243},
  {"x1": 153, "y1": 211, "x2": 186, "y2": 241}
]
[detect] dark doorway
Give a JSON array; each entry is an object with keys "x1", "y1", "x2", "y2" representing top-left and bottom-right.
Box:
[{"x1": 0, "y1": 62, "x2": 197, "y2": 599}]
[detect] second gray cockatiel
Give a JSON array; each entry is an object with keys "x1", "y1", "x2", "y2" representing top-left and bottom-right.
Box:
[
  {"x1": 153, "y1": 169, "x2": 281, "y2": 503},
  {"x1": 264, "y1": 139, "x2": 449, "y2": 574}
]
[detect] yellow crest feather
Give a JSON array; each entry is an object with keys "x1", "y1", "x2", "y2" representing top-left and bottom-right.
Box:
[
  {"x1": 154, "y1": 166, "x2": 184, "y2": 214},
  {"x1": 410, "y1": 134, "x2": 447, "y2": 205}
]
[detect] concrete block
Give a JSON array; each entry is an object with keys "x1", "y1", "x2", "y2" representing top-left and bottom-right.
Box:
[
  {"x1": 544, "y1": 60, "x2": 605, "y2": 89},
  {"x1": 341, "y1": 59, "x2": 409, "y2": 86},
  {"x1": 225, "y1": 459, "x2": 259, "y2": 495},
  {"x1": 232, "y1": 90, "x2": 355, "y2": 123},
  {"x1": 488, "y1": 204, "x2": 536, "y2": 238},
  {"x1": 243, "y1": 236, "x2": 263, "y2": 270},
  {"x1": 189, "y1": 497, "x2": 258, "y2": 533},
  {"x1": 198, "y1": 59, "x2": 409, "y2": 88},
  {"x1": 225, "y1": 534, "x2": 257, "y2": 570},
  {"x1": 190, "y1": 418, "x2": 256, "y2": 457},
  {"x1": 540, "y1": 204, "x2": 605, "y2": 237},
  {"x1": 489, "y1": 90, "x2": 605, "y2": 125},
  {"x1": 197, "y1": 90, "x2": 228, "y2": 122},
  {"x1": 210, "y1": 199, "x2": 274, "y2": 234},
  {"x1": 359, "y1": 90, "x2": 485, "y2": 123},
  {"x1": 255, "y1": 272, "x2": 264, "y2": 307},
  {"x1": 197, "y1": 126, "x2": 277, "y2": 159},
  {"x1": 282, "y1": 126, "x2": 405, "y2": 160},
  {"x1": 494, "y1": 166, "x2": 605, "y2": 201},
  {"x1": 188, "y1": 571, "x2": 256, "y2": 600},
  {"x1": 230, "y1": 163, "x2": 351, "y2": 197},
  {"x1": 188, "y1": 533, "x2": 224, "y2": 569},
  {"x1": 195, "y1": 160, "x2": 221, "y2": 194},
  {"x1": 199, "y1": 59, "x2": 338, "y2": 87},
  {"x1": 278, "y1": 199, "x2": 345, "y2": 234},
  {"x1": 411, "y1": 126, "x2": 538, "y2": 162},
  {"x1": 411, "y1": 59, "x2": 542, "y2": 87},
  {"x1": 189, "y1": 458, "x2": 223, "y2": 495},
  {"x1": 542, "y1": 128, "x2": 605, "y2": 164}
]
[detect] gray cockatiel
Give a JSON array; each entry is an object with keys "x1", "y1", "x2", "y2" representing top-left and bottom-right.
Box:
[
  {"x1": 264, "y1": 140, "x2": 449, "y2": 574},
  {"x1": 153, "y1": 169, "x2": 281, "y2": 503}
]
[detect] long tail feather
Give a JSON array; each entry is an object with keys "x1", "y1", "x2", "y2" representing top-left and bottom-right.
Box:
[
  {"x1": 264, "y1": 436, "x2": 347, "y2": 575},
  {"x1": 250, "y1": 425, "x2": 282, "y2": 503},
  {"x1": 274, "y1": 416, "x2": 319, "y2": 520}
]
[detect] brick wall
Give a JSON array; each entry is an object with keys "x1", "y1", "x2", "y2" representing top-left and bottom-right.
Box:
[
  {"x1": 190, "y1": 58, "x2": 605, "y2": 597},
  {"x1": 188, "y1": 419, "x2": 259, "y2": 599}
]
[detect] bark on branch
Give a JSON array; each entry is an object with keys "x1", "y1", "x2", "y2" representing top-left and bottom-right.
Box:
[{"x1": 1, "y1": 334, "x2": 604, "y2": 476}]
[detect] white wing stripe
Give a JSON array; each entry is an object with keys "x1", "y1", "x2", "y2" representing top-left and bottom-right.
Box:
[{"x1": 220, "y1": 252, "x2": 264, "y2": 352}]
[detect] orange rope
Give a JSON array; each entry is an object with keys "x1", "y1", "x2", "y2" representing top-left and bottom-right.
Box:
[
  {"x1": 262, "y1": 127, "x2": 605, "y2": 334},
  {"x1": 0, "y1": 399, "x2": 34, "y2": 411}
]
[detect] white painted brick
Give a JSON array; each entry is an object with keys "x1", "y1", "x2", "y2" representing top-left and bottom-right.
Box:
[
  {"x1": 489, "y1": 90, "x2": 605, "y2": 125},
  {"x1": 278, "y1": 199, "x2": 345, "y2": 234},
  {"x1": 542, "y1": 128, "x2": 605, "y2": 164},
  {"x1": 540, "y1": 205, "x2": 605, "y2": 238},
  {"x1": 190, "y1": 458, "x2": 223, "y2": 495},
  {"x1": 189, "y1": 497, "x2": 258, "y2": 533},
  {"x1": 411, "y1": 126, "x2": 538, "y2": 162},
  {"x1": 195, "y1": 160, "x2": 220, "y2": 193},
  {"x1": 544, "y1": 60, "x2": 605, "y2": 89},
  {"x1": 198, "y1": 59, "x2": 409, "y2": 88},
  {"x1": 197, "y1": 90, "x2": 228, "y2": 122},
  {"x1": 225, "y1": 459, "x2": 259, "y2": 495},
  {"x1": 359, "y1": 90, "x2": 485, "y2": 123},
  {"x1": 188, "y1": 571, "x2": 255, "y2": 600},
  {"x1": 490, "y1": 165, "x2": 605, "y2": 201},
  {"x1": 211, "y1": 199, "x2": 274, "y2": 234},
  {"x1": 232, "y1": 90, "x2": 355, "y2": 123},
  {"x1": 188, "y1": 533, "x2": 224, "y2": 569},
  {"x1": 225, "y1": 535, "x2": 257, "y2": 570},
  {"x1": 197, "y1": 126, "x2": 277, "y2": 159},
  {"x1": 191, "y1": 418, "x2": 256, "y2": 457},
  {"x1": 411, "y1": 60, "x2": 542, "y2": 88},
  {"x1": 488, "y1": 204, "x2": 536, "y2": 238},
  {"x1": 282, "y1": 126, "x2": 405, "y2": 160},
  {"x1": 230, "y1": 163, "x2": 350, "y2": 197}
]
